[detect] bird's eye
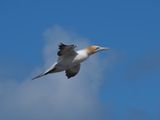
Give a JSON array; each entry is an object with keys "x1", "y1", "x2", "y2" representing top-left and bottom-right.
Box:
[{"x1": 96, "y1": 47, "x2": 100, "y2": 50}]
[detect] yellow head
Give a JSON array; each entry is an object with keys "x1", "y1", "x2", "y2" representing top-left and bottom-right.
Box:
[{"x1": 85, "y1": 45, "x2": 109, "y2": 55}]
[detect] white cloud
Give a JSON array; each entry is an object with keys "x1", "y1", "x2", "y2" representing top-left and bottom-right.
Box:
[{"x1": 0, "y1": 25, "x2": 108, "y2": 120}]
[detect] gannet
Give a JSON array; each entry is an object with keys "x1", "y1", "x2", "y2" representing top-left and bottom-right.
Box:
[{"x1": 32, "y1": 43, "x2": 109, "y2": 80}]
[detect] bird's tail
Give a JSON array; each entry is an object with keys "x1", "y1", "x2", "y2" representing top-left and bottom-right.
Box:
[
  {"x1": 32, "y1": 62, "x2": 58, "y2": 80},
  {"x1": 32, "y1": 72, "x2": 48, "y2": 80}
]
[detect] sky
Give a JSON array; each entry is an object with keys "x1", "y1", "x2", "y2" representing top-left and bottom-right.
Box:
[{"x1": 0, "y1": 0, "x2": 160, "y2": 120}]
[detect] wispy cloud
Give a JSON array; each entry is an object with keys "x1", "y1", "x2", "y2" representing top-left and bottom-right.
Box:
[{"x1": 0, "y1": 25, "x2": 108, "y2": 120}]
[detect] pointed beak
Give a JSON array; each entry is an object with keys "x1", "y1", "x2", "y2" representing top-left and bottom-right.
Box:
[{"x1": 99, "y1": 47, "x2": 110, "y2": 51}]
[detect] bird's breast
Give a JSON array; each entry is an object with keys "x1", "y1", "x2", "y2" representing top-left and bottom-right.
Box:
[
  {"x1": 56, "y1": 50, "x2": 89, "y2": 70},
  {"x1": 74, "y1": 50, "x2": 89, "y2": 63}
]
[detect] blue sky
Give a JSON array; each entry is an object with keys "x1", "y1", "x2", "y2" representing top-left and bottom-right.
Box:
[{"x1": 0, "y1": 0, "x2": 160, "y2": 120}]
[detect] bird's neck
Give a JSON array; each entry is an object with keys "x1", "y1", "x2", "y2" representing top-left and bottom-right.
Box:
[
  {"x1": 77, "y1": 49, "x2": 90, "y2": 56},
  {"x1": 76, "y1": 49, "x2": 90, "y2": 62}
]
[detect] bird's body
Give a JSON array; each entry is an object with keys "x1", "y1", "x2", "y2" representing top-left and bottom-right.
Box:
[
  {"x1": 32, "y1": 43, "x2": 109, "y2": 80},
  {"x1": 50, "y1": 49, "x2": 88, "y2": 71}
]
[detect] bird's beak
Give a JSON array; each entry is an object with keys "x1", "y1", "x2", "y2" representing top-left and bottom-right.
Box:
[{"x1": 99, "y1": 47, "x2": 110, "y2": 51}]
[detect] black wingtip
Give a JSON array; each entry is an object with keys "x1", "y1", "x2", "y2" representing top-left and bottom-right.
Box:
[
  {"x1": 60, "y1": 42, "x2": 65, "y2": 45},
  {"x1": 66, "y1": 74, "x2": 74, "y2": 79},
  {"x1": 59, "y1": 42, "x2": 66, "y2": 48}
]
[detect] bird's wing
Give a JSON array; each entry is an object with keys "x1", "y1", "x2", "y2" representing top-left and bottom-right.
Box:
[
  {"x1": 32, "y1": 62, "x2": 57, "y2": 80},
  {"x1": 57, "y1": 43, "x2": 77, "y2": 57},
  {"x1": 65, "y1": 64, "x2": 80, "y2": 79}
]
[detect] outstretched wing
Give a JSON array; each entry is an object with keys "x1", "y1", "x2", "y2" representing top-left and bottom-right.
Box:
[
  {"x1": 57, "y1": 43, "x2": 77, "y2": 56},
  {"x1": 65, "y1": 64, "x2": 80, "y2": 79}
]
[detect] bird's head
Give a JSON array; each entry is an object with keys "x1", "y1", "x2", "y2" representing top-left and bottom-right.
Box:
[{"x1": 86, "y1": 45, "x2": 109, "y2": 55}]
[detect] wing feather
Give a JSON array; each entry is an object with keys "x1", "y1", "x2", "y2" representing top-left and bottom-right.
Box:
[
  {"x1": 57, "y1": 43, "x2": 77, "y2": 56},
  {"x1": 65, "y1": 64, "x2": 80, "y2": 79}
]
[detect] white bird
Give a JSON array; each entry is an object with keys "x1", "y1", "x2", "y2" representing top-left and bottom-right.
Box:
[{"x1": 32, "y1": 43, "x2": 109, "y2": 80}]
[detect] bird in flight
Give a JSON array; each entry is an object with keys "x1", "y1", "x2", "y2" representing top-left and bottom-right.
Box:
[{"x1": 32, "y1": 43, "x2": 109, "y2": 80}]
